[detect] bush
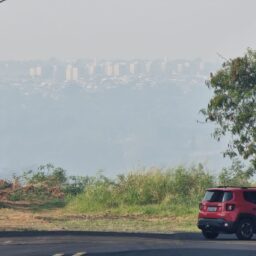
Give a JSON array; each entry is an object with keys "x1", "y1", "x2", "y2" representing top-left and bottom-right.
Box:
[
  {"x1": 63, "y1": 176, "x2": 90, "y2": 196},
  {"x1": 22, "y1": 164, "x2": 67, "y2": 187}
]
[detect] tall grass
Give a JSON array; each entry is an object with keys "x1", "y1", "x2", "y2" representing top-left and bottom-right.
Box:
[{"x1": 67, "y1": 165, "x2": 215, "y2": 215}]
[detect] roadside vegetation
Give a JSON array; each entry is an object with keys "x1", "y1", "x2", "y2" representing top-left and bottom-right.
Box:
[{"x1": 0, "y1": 162, "x2": 253, "y2": 232}]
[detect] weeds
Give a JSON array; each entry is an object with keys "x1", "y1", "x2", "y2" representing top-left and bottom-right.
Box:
[{"x1": 66, "y1": 165, "x2": 214, "y2": 215}]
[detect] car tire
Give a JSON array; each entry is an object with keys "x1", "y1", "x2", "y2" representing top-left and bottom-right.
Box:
[
  {"x1": 202, "y1": 230, "x2": 219, "y2": 239},
  {"x1": 236, "y1": 219, "x2": 254, "y2": 240}
]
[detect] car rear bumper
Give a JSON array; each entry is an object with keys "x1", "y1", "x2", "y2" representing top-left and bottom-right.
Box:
[{"x1": 197, "y1": 218, "x2": 235, "y2": 233}]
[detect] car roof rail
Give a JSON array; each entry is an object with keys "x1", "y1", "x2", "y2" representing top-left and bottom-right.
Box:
[{"x1": 217, "y1": 186, "x2": 256, "y2": 189}]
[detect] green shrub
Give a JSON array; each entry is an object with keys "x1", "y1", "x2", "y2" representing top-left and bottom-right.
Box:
[
  {"x1": 8, "y1": 191, "x2": 24, "y2": 201},
  {"x1": 63, "y1": 176, "x2": 90, "y2": 196}
]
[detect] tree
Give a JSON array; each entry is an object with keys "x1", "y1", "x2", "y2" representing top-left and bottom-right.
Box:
[{"x1": 202, "y1": 49, "x2": 256, "y2": 172}]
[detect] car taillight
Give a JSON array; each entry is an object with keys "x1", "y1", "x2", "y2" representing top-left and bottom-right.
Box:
[
  {"x1": 226, "y1": 204, "x2": 235, "y2": 211},
  {"x1": 199, "y1": 203, "x2": 203, "y2": 210}
]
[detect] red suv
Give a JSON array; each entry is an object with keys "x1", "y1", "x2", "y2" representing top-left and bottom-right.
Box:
[{"x1": 198, "y1": 186, "x2": 256, "y2": 240}]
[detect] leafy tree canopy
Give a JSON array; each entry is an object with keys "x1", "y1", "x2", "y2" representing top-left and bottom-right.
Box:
[{"x1": 202, "y1": 49, "x2": 256, "y2": 172}]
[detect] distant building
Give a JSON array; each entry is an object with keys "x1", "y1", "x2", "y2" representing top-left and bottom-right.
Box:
[
  {"x1": 161, "y1": 58, "x2": 168, "y2": 74},
  {"x1": 129, "y1": 62, "x2": 137, "y2": 74},
  {"x1": 29, "y1": 68, "x2": 36, "y2": 78},
  {"x1": 145, "y1": 61, "x2": 152, "y2": 74},
  {"x1": 105, "y1": 62, "x2": 113, "y2": 76},
  {"x1": 29, "y1": 66, "x2": 42, "y2": 78},
  {"x1": 118, "y1": 63, "x2": 129, "y2": 76},
  {"x1": 113, "y1": 63, "x2": 120, "y2": 76},
  {"x1": 88, "y1": 65, "x2": 95, "y2": 76},
  {"x1": 36, "y1": 66, "x2": 42, "y2": 77},
  {"x1": 66, "y1": 65, "x2": 79, "y2": 81},
  {"x1": 87, "y1": 61, "x2": 96, "y2": 76},
  {"x1": 66, "y1": 65, "x2": 73, "y2": 81},
  {"x1": 52, "y1": 65, "x2": 58, "y2": 81}
]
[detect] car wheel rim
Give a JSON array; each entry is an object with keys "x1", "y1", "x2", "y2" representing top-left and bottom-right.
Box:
[{"x1": 241, "y1": 223, "x2": 253, "y2": 238}]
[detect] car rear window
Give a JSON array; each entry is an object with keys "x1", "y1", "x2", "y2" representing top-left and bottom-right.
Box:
[{"x1": 203, "y1": 190, "x2": 233, "y2": 202}]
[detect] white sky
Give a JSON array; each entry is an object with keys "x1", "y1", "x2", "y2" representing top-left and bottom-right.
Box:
[{"x1": 0, "y1": 0, "x2": 256, "y2": 60}]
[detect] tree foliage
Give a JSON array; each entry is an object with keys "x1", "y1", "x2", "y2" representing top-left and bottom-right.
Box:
[
  {"x1": 218, "y1": 159, "x2": 252, "y2": 186},
  {"x1": 202, "y1": 49, "x2": 256, "y2": 171}
]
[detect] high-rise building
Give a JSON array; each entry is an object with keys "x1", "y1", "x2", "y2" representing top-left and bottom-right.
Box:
[
  {"x1": 29, "y1": 66, "x2": 42, "y2": 78},
  {"x1": 36, "y1": 66, "x2": 42, "y2": 77},
  {"x1": 66, "y1": 65, "x2": 79, "y2": 81},
  {"x1": 161, "y1": 58, "x2": 168, "y2": 74},
  {"x1": 145, "y1": 61, "x2": 152, "y2": 74},
  {"x1": 105, "y1": 62, "x2": 113, "y2": 76},
  {"x1": 52, "y1": 65, "x2": 57, "y2": 81},
  {"x1": 129, "y1": 62, "x2": 137, "y2": 74},
  {"x1": 87, "y1": 62, "x2": 96, "y2": 76},
  {"x1": 66, "y1": 65, "x2": 73, "y2": 81},
  {"x1": 29, "y1": 68, "x2": 36, "y2": 78},
  {"x1": 113, "y1": 63, "x2": 120, "y2": 76}
]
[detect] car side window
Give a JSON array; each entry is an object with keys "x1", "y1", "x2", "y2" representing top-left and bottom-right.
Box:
[
  {"x1": 244, "y1": 191, "x2": 256, "y2": 204},
  {"x1": 223, "y1": 191, "x2": 233, "y2": 202}
]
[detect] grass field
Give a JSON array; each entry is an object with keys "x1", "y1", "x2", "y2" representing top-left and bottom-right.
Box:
[{"x1": 0, "y1": 206, "x2": 199, "y2": 233}]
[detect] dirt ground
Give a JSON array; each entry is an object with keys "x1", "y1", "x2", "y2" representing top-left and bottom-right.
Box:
[{"x1": 0, "y1": 207, "x2": 198, "y2": 233}]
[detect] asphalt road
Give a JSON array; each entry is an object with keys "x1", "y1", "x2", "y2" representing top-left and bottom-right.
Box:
[{"x1": 0, "y1": 231, "x2": 256, "y2": 256}]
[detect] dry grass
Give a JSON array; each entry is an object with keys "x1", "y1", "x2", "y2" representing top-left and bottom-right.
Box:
[
  {"x1": 0, "y1": 208, "x2": 58, "y2": 231},
  {"x1": 0, "y1": 208, "x2": 198, "y2": 233}
]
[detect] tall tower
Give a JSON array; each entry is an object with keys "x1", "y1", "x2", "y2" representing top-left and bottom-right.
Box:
[{"x1": 66, "y1": 65, "x2": 73, "y2": 81}]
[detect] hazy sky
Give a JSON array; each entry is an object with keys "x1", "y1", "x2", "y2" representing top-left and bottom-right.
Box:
[{"x1": 0, "y1": 0, "x2": 256, "y2": 60}]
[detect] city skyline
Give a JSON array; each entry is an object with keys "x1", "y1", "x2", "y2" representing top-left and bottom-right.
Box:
[{"x1": 0, "y1": 57, "x2": 217, "y2": 85}]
